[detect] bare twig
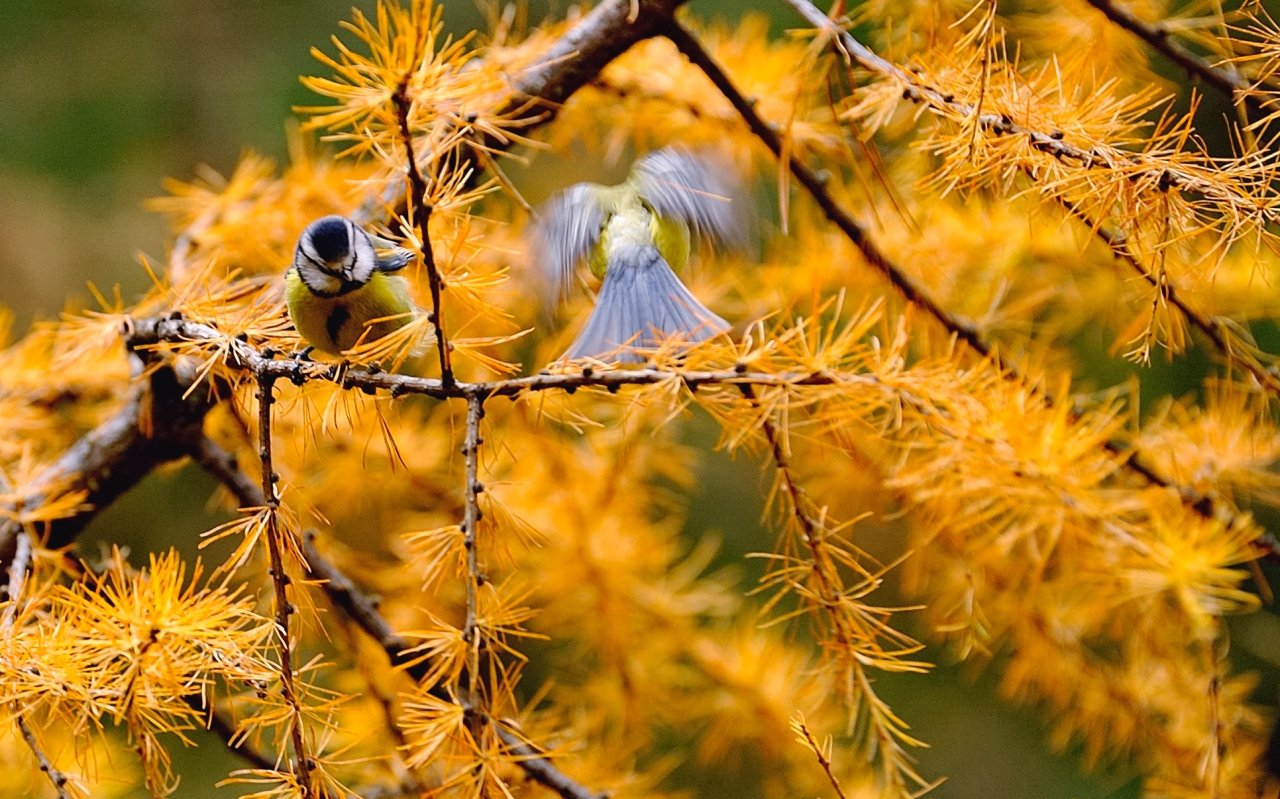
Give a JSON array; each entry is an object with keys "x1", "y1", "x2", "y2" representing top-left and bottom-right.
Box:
[
  {"x1": 2, "y1": 531, "x2": 31, "y2": 631},
  {"x1": 255, "y1": 373, "x2": 314, "y2": 797},
  {"x1": 461, "y1": 393, "x2": 485, "y2": 713},
  {"x1": 663, "y1": 18, "x2": 1275, "y2": 558},
  {"x1": 16, "y1": 714, "x2": 72, "y2": 799}
]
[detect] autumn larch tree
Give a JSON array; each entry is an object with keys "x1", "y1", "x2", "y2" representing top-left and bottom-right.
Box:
[{"x1": 2, "y1": 0, "x2": 1279, "y2": 798}]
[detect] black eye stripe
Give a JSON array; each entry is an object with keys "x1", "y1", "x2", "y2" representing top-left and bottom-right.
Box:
[{"x1": 302, "y1": 251, "x2": 335, "y2": 272}]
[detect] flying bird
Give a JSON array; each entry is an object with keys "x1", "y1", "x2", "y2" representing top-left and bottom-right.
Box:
[{"x1": 531, "y1": 148, "x2": 746, "y2": 363}]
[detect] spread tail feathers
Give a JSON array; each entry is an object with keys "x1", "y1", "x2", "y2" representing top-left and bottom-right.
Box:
[{"x1": 562, "y1": 244, "x2": 728, "y2": 363}]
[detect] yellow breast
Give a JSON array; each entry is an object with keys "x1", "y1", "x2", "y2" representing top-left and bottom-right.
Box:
[{"x1": 285, "y1": 269, "x2": 416, "y2": 355}]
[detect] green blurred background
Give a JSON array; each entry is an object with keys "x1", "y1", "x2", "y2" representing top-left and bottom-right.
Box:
[{"x1": 4, "y1": 1, "x2": 1255, "y2": 797}]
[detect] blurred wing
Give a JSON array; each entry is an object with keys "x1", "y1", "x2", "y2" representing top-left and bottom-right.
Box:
[
  {"x1": 630, "y1": 148, "x2": 747, "y2": 251},
  {"x1": 530, "y1": 183, "x2": 605, "y2": 304}
]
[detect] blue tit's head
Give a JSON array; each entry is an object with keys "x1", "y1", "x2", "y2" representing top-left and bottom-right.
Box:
[{"x1": 293, "y1": 215, "x2": 378, "y2": 296}]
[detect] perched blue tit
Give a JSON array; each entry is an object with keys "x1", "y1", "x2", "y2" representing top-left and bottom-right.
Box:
[
  {"x1": 532, "y1": 148, "x2": 746, "y2": 363},
  {"x1": 285, "y1": 215, "x2": 420, "y2": 356}
]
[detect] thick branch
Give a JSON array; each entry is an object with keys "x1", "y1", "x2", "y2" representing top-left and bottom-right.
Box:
[
  {"x1": 0, "y1": 359, "x2": 216, "y2": 576},
  {"x1": 500, "y1": 0, "x2": 688, "y2": 121}
]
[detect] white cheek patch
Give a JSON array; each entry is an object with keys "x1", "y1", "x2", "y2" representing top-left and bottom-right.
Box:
[
  {"x1": 295, "y1": 263, "x2": 343, "y2": 296},
  {"x1": 300, "y1": 238, "x2": 324, "y2": 267},
  {"x1": 346, "y1": 228, "x2": 378, "y2": 285}
]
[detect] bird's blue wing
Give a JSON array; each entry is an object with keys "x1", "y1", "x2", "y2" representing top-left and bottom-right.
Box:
[
  {"x1": 530, "y1": 183, "x2": 606, "y2": 304},
  {"x1": 631, "y1": 148, "x2": 747, "y2": 252}
]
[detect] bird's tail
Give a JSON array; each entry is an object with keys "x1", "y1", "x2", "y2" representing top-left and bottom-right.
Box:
[{"x1": 561, "y1": 244, "x2": 728, "y2": 364}]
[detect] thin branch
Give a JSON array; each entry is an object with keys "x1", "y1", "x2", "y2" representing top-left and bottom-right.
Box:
[
  {"x1": 200, "y1": 693, "x2": 373, "y2": 799},
  {"x1": 662, "y1": 18, "x2": 1276, "y2": 557},
  {"x1": 740, "y1": 385, "x2": 926, "y2": 792},
  {"x1": 792, "y1": 715, "x2": 850, "y2": 799},
  {"x1": 190, "y1": 434, "x2": 264, "y2": 512},
  {"x1": 1082, "y1": 0, "x2": 1273, "y2": 118},
  {"x1": 1057, "y1": 194, "x2": 1280, "y2": 395},
  {"x1": 393, "y1": 77, "x2": 453, "y2": 388},
  {"x1": 129, "y1": 314, "x2": 1271, "y2": 555},
  {"x1": 256, "y1": 373, "x2": 314, "y2": 797},
  {"x1": 2, "y1": 530, "x2": 31, "y2": 631},
  {"x1": 16, "y1": 713, "x2": 72, "y2": 799},
  {"x1": 126, "y1": 316, "x2": 881, "y2": 398},
  {"x1": 201, "y1": 699, "x2": 279, "y2": 774},
  {"x1": 660, "y1": 22, "x2": 990, "y2": 362},
  {"x1": 779, "y1": 0, "x2": 1280, "y2": 405},
  {"x1": 306, "y1": 529, "x2": 608, "y2": 799},
  {"x1": 496, "y1": 727, "x2": 608, "y2": 799},
  {"x1": 339, "y1": 614, "x2": 425, "y2": 792},
  {"x1": 775, "y1": 0, "x2": 1279, "y2": 228},
  {"x1": 740, "y1": 383, "x2": 861, "y2": 651},
  {"x1": 1204, "y1": 632, "x2": 1225, "y2": 795}
]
